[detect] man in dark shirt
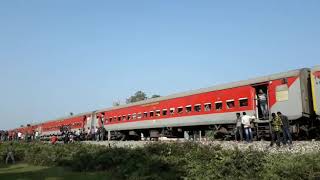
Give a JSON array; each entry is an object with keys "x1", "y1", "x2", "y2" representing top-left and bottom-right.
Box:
[
  {"x1": 277, "y1": 112, "x2": 292, "y2": 146},
  {"x1": 235, "y1": 113, "x2": 243, "y2": 141},
  {"x1": 270, "y1": 113, "x2": 282, "y2": 147}
]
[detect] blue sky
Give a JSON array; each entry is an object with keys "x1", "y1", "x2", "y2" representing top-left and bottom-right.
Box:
[{"x1": 0, "y1": 1, "x2": 319, "y2": 129}]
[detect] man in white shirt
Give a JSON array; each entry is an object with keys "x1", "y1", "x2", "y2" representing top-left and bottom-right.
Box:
[
  {"x1": 235, "y1": 113, "x2": 243, "y2": 141},
  {"x1": 17, "y1": 132, "x2": 22, "y2": 140},
  {"x1": 35, "y1": 131, "x2": 39, "y2": 140},
  {"x1": 241, "y1": 112, "x2": 255, "y2": 143}
]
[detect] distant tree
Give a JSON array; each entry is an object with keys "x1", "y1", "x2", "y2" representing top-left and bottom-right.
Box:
[
  {"x1": 126, "y1": 91, "x2": 148, "y2": 104},
  {"x1": 151, "y1": 94, "x2": 161, "y2": 98},
  {"x1": 113, "y1": 101, "x2": 121, "y2": 106},
  {"x1": 70, "y1": 112, "x2": 74, "y2": 116}
]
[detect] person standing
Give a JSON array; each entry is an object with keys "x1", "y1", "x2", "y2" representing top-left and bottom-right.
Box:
[
  {"x1": 76, "y1": 129, "x2": 81, "y2": 141},
  {"x1": 258, "y1": 89, "x2": 269, "y2": 119},
  {"x1": 235, "y1": 113, "x2": 243, "y2": 141},
  {"x1": 277, "y1": 112, "x2": 292, "y2": 146},
  {"x1": 35, "y1": 131, "x2": 39, "y2": 141},
  {"x1": 270, "y1": 113, "x2": 282, "y2": 147},
  {"x1": 100, "y1": 114, "x2": 106, "y2": 141},
  {"x1": 95, "y1": 126, "x2": 99, "y2": 141},
  {"x1": 0, "y1": 130, "x2": 4, "y2": 141},
  {"x1": 241, "y1": 112, "x2": 254, "y2": 143},
  {"x1": 6, "y1": 142, "x2": 15, "y2": 164},
  {"x1": 86, "y1": 127, "x2": 91, "y2": 140},
  {"x1": 51, "y1": 135, "x2": 58, "y2": 145},
  {"x1": 17, "y1": 131, "x2": 22, "y2": 141}
]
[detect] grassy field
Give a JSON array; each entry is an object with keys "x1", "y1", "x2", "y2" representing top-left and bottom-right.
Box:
[{"x1": 0, "y1": 164, "x2": 116, "y2": 180}]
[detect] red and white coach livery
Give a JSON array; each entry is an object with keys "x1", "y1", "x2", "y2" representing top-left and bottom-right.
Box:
[
  {"x1": 311, "y1": 66, "x2": 320, "y2": 117},
  {"x1": 8, "y1": 66, "x2": 320, "y2": 140}
]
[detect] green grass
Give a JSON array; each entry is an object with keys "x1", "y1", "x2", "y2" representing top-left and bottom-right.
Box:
[{"x1": 0, "y1": 164, "x2": 117, "y2": 180}]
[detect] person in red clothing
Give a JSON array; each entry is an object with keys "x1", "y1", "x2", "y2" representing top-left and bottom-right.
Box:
[{"x1": 51, "y1": 135, "x2": 58, "y2": 145}]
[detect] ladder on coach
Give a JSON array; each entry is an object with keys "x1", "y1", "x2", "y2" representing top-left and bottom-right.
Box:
[{"x1": 255, "y1": 121, "x2": 271, "y2": 140}]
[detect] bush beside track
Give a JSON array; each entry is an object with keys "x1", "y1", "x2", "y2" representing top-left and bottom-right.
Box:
[{"x1": 1, "y1": 142, "x2": 320, "y2": 179}]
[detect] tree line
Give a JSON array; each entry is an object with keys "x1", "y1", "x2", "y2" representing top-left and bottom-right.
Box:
[{"x1": 113, "y1": 91, "x2": 160, "y2": 106}]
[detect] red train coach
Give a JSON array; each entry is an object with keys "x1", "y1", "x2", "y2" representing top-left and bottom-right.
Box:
[
  {"x1": 94, "y1": 67, "x2": 318, "y2": 139},
  {"x1": 8, "y1": 66, "x2": 320, "y2": 140},
  {"x1": 39, "y1": 112, "x2": 92, "y2": 136}
]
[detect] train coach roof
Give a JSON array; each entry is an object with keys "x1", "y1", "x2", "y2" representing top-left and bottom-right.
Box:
[
  {"x1": 312, "y1": 65, "x2": 320, "y2": 72},
  {"x1": 32, "y1": 111, "x2": 93, "y2": 126},
  {"x1": 96, "y1": 68, "x2": 306, "y2": 113}
]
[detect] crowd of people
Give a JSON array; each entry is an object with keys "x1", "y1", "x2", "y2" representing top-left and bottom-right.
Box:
[
  {"x1": 234, "y1": 111, "x2": 293, "y2": 148},
  {"x1": 0, "y1": 125, "x2": 108, "y2": 145},
  {"x1": 49, "y1": 125, "x2": 108, "y2": 145},
  {"x1": 0, "y1": 130, "x2": 40, "y2": 142}
]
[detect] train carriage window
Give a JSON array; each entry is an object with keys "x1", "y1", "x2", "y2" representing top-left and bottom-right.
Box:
[
  {"x1": 215, "y1": 101, "x2": 223, "y2": 110},
  {"x1": 109, "y1": 117, "x2": 113, "y2": 122},
  {"x1": 137, "y1": 113, "x2": 142, "y2": 119},
  {"x1": 281, "y1": 78, "x2": 288, "y2": 84},
  {"x1": 122, "y1": 115, "x2": 126, "y2": 121},
  {"x1": 132, "y1": 113, "x2": 137, "y2": 120},
  {"x1": 194, "y1": 104, "x2": 201, "y2": 112},
  {"x1": 276, "y1": 85, "x2": 289, "y2": 102},
  {"x1": 226, "y1": 100, "x2": 235, "y2": 109},
  {"x1": 143, "y1": 112, "x2": 148, "y2": 118},
  {"x1": 204, "y1": 103, "x2": 212, "y2": 111},
  {"x1": 186, "y1": 105, "x2": 192, "y2": 113},
  {"x1": 150, "y1": 111, "x2": 154, "y2": 117},
  {"x1": 162, "y1": 109, "x2": 168, "y2": 116},
  {"x1": 156, "y1": 110, "x2": 161, "y2": 117},
  {"x1": 104, "y1": 117, "x2": 108, "y2": 124},
  {"x1": 239, "y1": 98, "x2": 248, "y2": 107},
  {"x1": 177, "y1": 107, "x2": 183, "y2": 114},
  {"x1": 127, "y1": 114, "x2": 131, "y2": 120},
  {"x1": 113, "y1": 116, "x2": 117, "y2": 122},
  {"x1": 118, "y1": 116, "x2": 121, "y2": 121},
  {"x1": 170, "y1": 108, "x2": 175, "y2": 115}
]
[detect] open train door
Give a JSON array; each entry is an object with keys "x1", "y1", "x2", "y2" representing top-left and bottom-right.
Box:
[{"x1": 251, "y1": 82, "x2": 270, "y2": 120}]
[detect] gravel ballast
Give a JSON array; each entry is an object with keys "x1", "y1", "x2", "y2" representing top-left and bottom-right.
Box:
[{"x1": 84, "y1": 140, "x2": 320, "y2": 154}]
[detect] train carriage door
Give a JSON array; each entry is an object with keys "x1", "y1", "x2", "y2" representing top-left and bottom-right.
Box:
[
  {"x1": 251, "y1": 82, "x2": 270, "y2": 120},
  {"x1": 84, "y1": 114, "x2": 94, "y2": 130},
  {"x1": 311, "y1": 66, "x2": 320, "y2": 116}
]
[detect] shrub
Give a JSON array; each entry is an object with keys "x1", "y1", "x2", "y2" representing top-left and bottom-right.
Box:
[{"x1": 1, "y1": 142, "x2": 320, "y2": 179}]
